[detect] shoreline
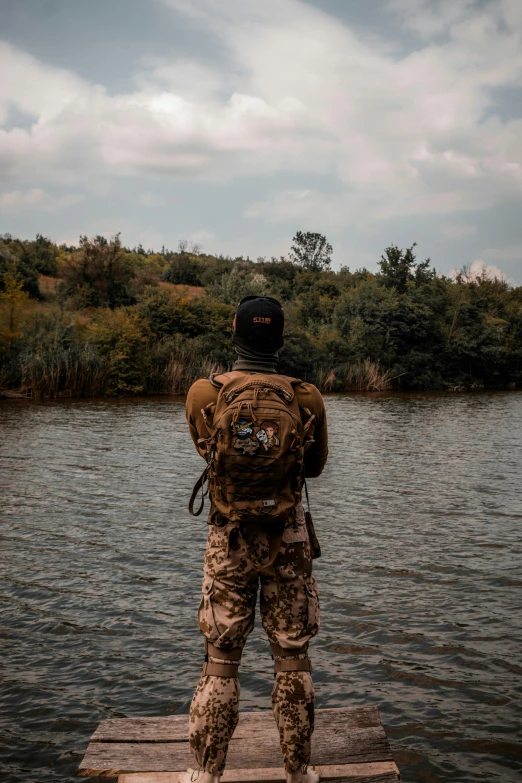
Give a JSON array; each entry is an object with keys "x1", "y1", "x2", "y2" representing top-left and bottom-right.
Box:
[{"x1": 1, "y1": 385, "x2": 520, "y2": 405}]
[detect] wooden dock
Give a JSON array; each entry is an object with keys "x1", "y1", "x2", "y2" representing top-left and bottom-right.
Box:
[{"x1": 77, "y1": 707, "x2": 399, "y2": 782}]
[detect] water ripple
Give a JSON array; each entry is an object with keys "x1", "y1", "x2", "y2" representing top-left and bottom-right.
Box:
[{"x1": 1, "y1": 392, "x2": 522, "y2": 782}]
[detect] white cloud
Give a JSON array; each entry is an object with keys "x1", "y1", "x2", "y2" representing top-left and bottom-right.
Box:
[
  {"x1": 1, "y1": 0, "x2": 522, "y2": 231},
  {"x1": 0, "y1": 188, "x2": 82, "y2": 212},
  {"x1": 0, "y1": 41, "x2": 86, "y2": 125},
  {"x1": 135, "y1": 57, "x2": 230, "y2": 102},
  {"x1": 477, "y1": 243, "x2": 522, "y2": 283},
  {"x1": 449, "y1": 258, "x2": 509, "y2": 282}
]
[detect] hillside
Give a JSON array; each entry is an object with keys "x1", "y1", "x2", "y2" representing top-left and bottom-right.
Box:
[{"x1": 1, "y1": 233, "x2": 521, "y2": 398}]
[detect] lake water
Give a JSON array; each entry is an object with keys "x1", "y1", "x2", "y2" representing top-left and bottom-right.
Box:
[{"x1": 1, "y1": 392, "x2": 522, "y2": 783}]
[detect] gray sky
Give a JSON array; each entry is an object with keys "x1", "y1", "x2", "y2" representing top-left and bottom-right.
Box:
[{"x1": 1, "y1": 0, "x2": 521, "y2": 283}]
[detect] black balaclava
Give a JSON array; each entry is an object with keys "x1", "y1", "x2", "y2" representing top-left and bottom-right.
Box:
[
  {"x1": 232, "y1": 296, "x2": 284, "y2": 374},
  {"x1": 232, "y1": 333, "x2": 280, "y2": 373}
]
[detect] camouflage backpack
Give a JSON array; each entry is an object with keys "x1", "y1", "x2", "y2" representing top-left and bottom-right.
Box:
[{"x1": 189, "y1": 371, "x2": 316, "y2": 524}]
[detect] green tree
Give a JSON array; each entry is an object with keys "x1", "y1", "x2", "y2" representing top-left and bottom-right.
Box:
[
  {"x1": 290, "y1": 231, "x2": 333, "y2": 272},
  {"x1": 136, "y1": 286, "x2": 234, "y2": 340},
  {"x1": 256, "y1": 258, "x2": 300, "y2": 301},
  {"x1": 0, "y1": 266, "x2": 31, "y2": 344},
  {"x1": 199, "y1": 255, "x2": 235, "y2": 288},
  {"x1": 441, "y1": 276, "x2": 516, "y2": 386},
  {"x1": 60, "y1": 234, "x2": 135, "y2": 308},
  {"x1": 1, "y1": 230, "x2": 520, "y2": 396},
  {"x1": 25, "y1": 234, "x2": 60, "y2": 276},
  {"x1": 86, "y1": 309, "x2": 148, "y2": 394},
  {"x1": 378, "y1": 243, "x2": 434, "y2": 293},
  {"x1": 162, "y1": 254, "x2": 202, "y2": 286},
  {"x1": 0, "y1": 237, "x2": 41, "y2": 298},
  {"x1": 207, "y1": 264, "x2": 270, "y2": 304},
  {"x1": 278, "y1": 326, "x2": 319, "y2": 380}
]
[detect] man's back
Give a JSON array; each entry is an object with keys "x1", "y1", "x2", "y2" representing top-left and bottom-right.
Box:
[
  {"x1": 186, "y1": 372, "x2": 328, "y2": 479},
  {"x1": 185, "y1": 296, "x2": 327, "y2": 783}
]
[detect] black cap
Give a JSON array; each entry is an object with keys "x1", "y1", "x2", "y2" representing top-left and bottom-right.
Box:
[{"x1": 234, "y1": 296, "x2": 285, "y2": 350}]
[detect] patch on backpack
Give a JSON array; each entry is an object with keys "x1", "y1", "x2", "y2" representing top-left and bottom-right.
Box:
[
  {"x1": 262, "y1": 499, "x2": 276, "y2": 507},
  {"x1": 231, "y1": 418, "x2": 254, "y2": 438},
  {"x1": 256, "y1": 420, "x2": 280, "y2": 451},
  {"x1": 231, "y1": 417, "x2": 281, "y2": 455},
  {"x1": 231, "y1": 418, "x2": 259, "y2": 454},
  {"x1": 233, "y1": 437, "x2": 259, "y2": 455}
]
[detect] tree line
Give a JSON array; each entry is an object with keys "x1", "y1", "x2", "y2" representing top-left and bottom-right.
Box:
[{"x1": 0, "y1": 231, "x2": 520, "y2": 398}]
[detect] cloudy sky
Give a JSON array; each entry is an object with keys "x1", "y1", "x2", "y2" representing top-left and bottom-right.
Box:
[{"x1": 1, "y1": 0, "x2": 521, "y2": 282}]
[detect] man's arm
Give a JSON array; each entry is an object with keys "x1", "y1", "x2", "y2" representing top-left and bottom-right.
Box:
[
  {"x1": 186, "y1": 379, "x2": 219, "y2": 459},
  {"x1": 297, "y1": 383, "x2": 328, "y2": 478}
]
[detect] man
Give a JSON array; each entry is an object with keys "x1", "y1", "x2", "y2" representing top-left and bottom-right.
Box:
[{"x1": 185, "y1": 295, "x2": 328, "y2": 783}]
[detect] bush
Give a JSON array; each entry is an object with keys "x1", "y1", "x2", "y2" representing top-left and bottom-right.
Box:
[
  {"x1": 60, "y1": 234, "x2": 135, "y2": 308},
  {"x1": 86, "y1": 309, "x2": 148, "y2": 394},
  {"x1": 0, "y1": 238, "x2": 40, "y2": 298},
  {"x1": 136, "y1": 287, "x2": 234, "y2": 340},
  {"x1": 207, "y1": 264, "x2": 271, "y2": 304},
  {"x1": 162, "y1": 254, "x2": 203, "y2": 286},
  {"x1": 1, "y1": 233, "x2": 521, "y2": 396},
  {"x1": 147, "y1": 334, "x2": 228, "y2": 394},
  {"x1": 1, "y1": 310, "x2": 106, "y2": 399},
  {"x1": 0, "y1": 267, "x2": 31, "y2": 344}
]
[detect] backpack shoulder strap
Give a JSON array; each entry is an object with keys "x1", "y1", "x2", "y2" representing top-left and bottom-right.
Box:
[
  {"x1": 209, "y1": 374, "x2": 223, "y2": 388},
  {"x1": 188, "y1": 463, "x2": 210, "y2": 516},
  {"x1": 211, "y1": 371, "x2": 245, "y2": 384},
  {"x1": 284, "y1": 376, "x2": 303, "y2": 387}
]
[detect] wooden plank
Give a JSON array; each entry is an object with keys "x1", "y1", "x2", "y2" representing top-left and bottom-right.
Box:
[
  {"x1": 92, "y1": 708, "x2": 381, "y2": 743},
  {"x1": 324, "y1": 777, "x2": 398, "y2": 783},
  {"x1": 118, "y1": 761, "x2": 399, "y2": 783},
  {"x1": 316, "y1": 764, "x2": 399, "y2": 781},
  {"x1": 78, "y1": 726, "x2": 392, "y2": 777}
]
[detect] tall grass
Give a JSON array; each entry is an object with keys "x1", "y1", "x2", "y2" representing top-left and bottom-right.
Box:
[
  {"x1": 0, "y1": 307, "x2": 397, "y2": 398},
  {"x1": 316, "y1": 368, "x2": 336, "y2": 392},
  {"x1": 147, "y1": 347, "x2": 225, "y2": 396},
  {"x1": 1, "y1": 347, "x2": 227, "y2": 399},
  {"x1": 0, "y1": 344, "x2": 108, "y2": 399},
  {"x1": 316, "y1": 360, "x2": 399, "y2": 392},
  {"x1": 164, "y1": 357, "x2": 225, "y2": 394},
  {"x1": 2, "y1": 349, "x2": 399, "y2": 398},
  {"x1": 0, "y1": 344, "x2": 226, "y2": 399}
]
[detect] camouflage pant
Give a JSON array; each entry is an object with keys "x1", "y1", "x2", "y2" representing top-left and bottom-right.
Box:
[{"x1": 189, "y1": 504, "x2": 320, "y2": 774}]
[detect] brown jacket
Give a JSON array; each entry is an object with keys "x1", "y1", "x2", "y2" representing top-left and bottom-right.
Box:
[{"x1": 186, "y1": 372, "x2": 328, "y2": 478}]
